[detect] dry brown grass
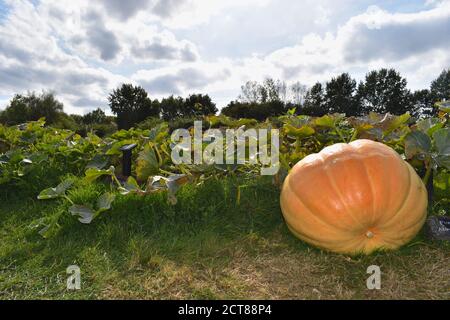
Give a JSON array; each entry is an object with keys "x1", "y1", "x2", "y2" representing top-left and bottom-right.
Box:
[{"x1": 95, "y1": 229, "x2": 450, "y2": 300}]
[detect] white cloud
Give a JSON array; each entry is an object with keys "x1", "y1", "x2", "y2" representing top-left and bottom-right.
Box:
[{"x1": 0, "y1": 0, "x2": 449, "y2": 113}]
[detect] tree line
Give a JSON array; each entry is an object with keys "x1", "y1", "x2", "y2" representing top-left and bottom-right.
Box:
[
  {"x1": 222, "y1": 68, "x2": 449, "y2": 120},
  {"x1": 0, "y1": 68, "x2": 448, "y2": 133}
]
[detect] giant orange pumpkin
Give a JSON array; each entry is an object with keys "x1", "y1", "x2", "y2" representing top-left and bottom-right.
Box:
[{"x1": 280, "y1": 139, "x2": 427, "y2": 255}]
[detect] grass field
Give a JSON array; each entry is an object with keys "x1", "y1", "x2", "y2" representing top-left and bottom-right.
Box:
[{"x1": 0, "y1": 176, "x2": 449, "y2": 299}]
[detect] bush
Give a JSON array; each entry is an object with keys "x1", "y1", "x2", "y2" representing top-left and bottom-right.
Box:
[{"x1": 137, "y1": 117, "x2": 164, "y2": 130}]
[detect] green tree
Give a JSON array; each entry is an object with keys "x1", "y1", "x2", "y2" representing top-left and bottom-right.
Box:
[
  {"x1": 0, "y1": 91, "x2": 64, "y2": 125},
  {"x1": 238, "y1": 78, "x2": 282, "y2": 104},
  {"x1": 82, "y1": 108, "x2": 108, "y2": 125},
  {"x1": 325, "y1": 73, "x2": 360, "y2": 116},
  {"x1": 108, "y1": 84, "x2": 159, "y2": 129},
  {"x1": 430, "y1": 69, "x2": 450, "y2": 102},
  {"x1": 183, "y1": 94, "x2": 218, "y2": 117},
  {"x1": 411, "y1": 89, "x2": 436, "y2": 118},
  {"x1": 301, "y1": 82, "x2": 326, "y2": 116},
  {"x1": 160, "y1": 95, "x2": 185, "y2": 121},
  {"x1": 221, "y1": 100, "x2": 286, "y2": 121},
  {"x1": 357, "y1": 69, "x2": 412, "y2": 115}
]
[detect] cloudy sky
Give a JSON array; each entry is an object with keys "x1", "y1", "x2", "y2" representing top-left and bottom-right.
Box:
[{"x1": 0, "y1": 0, "x2": 449, "y2": 114}]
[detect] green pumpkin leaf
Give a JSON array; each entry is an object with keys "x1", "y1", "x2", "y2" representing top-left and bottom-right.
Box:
[
  {"x1": 106, "y1": 139, "x2": 136, "y2": 156},
  {"x1": 433, "y1": 128, "x2": 450, "y2": 155},
  {"x1": 86, "y1": 154, "x2": 109, "y2": 170},
  {"x1": 69, "y1": 205, "x2": 95, "y2": 224},
  {"x1": 383, "y1": 113, "x2": 410, "y2": 136},
  {"x1": 416, "y1": 118, "x2": 443, "y2": 136},
  {"x1": 119, "y1": 176, "x2": 142, "y2": 195},
  {"x1": 433, "y1": 128, "x2": 450, "y2": 169},
  {"x1": 404, "y1": 131, "x2": 432, "y2": 159},
  {"x1": 148, "y1": 123, "x2": 169, "y2": 142},
  {"x1": 136, "y1": 143, "x2": 159, "y2": 181},
  {"x1": 84, "y1": 166, "x2": 115, "y2": 183},
  {"x1": 314, "y1": 115, "x2": 335, "y2": 128},
  {"x1": 96, "y1": 192, "x2": 116, "y2": 213},
  {"x1": 37, "y1": 187, "x2": 59, "y2": 200},
  {"x1": 55, "y1": 178, "x2": 74, "y2": 194},
  {"x1": 285, "y1": 124, "x2": 315, "y2": 139}
]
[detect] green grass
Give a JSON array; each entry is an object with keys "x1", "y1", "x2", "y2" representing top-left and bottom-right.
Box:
[{"x1": 0, "y1": 176, "x2": 449, "y2": 299}]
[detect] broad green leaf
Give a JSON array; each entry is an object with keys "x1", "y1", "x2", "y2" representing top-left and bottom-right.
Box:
[
  {"x1": 119, "y1": 176, "x2": 142, "y2": 195},
  {"x1": 136, "y1": 143, "x2": 159, "y2": 181},
  {"x1": 433, "y1": 128, "x2": 450, "y2": 169},
  {"x1": 435, "y1": 155, "x2": 450, "y2": 170},
  {"x1": 148, "y1": 123, "x2": 169, "y2": 142},
  {"x1": 284, "y1": 124, "x2": 315, "y2": 139},
  {"x1": 69, "y1": 205, "x2": 95, "y2": 224},
  {"x1": 86, "y1": 154, "x2": 109, "y2": 170},
  {"x1": 86, "y1": 132, "x2": 102, "y2": 145},
  {"x1": 55, "y1": 178, "x2": 74, "y2": 194},
  {"x1": 383, "y1": 113, "x2": 410, "y2": 136},
  {"x1": 314, "y1": 114, "x2": 344, "y2": 128},
  {"x1": 37, "y1": 187, "x2": 59, "y2": 200},
  {"x1": 314, "y1": 115, "x2": 335, "y2": 128},
  {"x1": 84, "y1": 166, "x2": 114, "y2": 183},
  {"x1": 433, "y1": 128, "x2": 450, "y2": 155},
  {"x1": 106, "y1": 139, "x2": 136, "y2": 155},
  {"x1": 404, "y1": 131, "x2": 432, "y2": 159},
  {"x1": 96, "y1": 192, "x2": 116, "y2": 213},
  {"x1": 416, "y1": 118, "x2": 443, "y2": 136}
]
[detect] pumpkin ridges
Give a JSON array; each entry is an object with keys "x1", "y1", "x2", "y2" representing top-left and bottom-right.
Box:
[
  {"x1": 350, "y1": 140, "x2": 414, "y2": 225},
  {"x1": 356, "y1": 149, "x2": 378, "y2": 226},
  {"x1": 287, "y1": 155, "x2": 366, "y2": 232},
  {"x1": 352, "y1": 153, "x2": 393, "y2": 225},
  {"x1": 289, "y1": 148, "x2": 380, "y2": 231},
  {"x1": 322, "y1": 163, "x2": 367, "y2": 230},
  {"x1": 380, "y1": 162, "x2": 426, "y2": 229},
  {"x1": 281, "y1": 176, "x2": 355, "y2": 241},
  {"x1": 381, "y1": 214, "x2": 426, "y2": 245},
  {"x1": 286, "y1": 221, "x2": 370, "y2": 254},
  {"x1": 320, "y1": 151, "x2": 377, "y2": 227}
]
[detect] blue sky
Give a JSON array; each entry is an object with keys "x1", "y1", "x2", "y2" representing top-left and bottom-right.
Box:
[{"x1": 0, "y1": 0, "x2": 449, "y2": 114}]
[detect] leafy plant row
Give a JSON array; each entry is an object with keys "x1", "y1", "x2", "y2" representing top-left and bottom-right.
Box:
[{"x1": 0, "y1": 101, "x2": 448, "y2": 237}]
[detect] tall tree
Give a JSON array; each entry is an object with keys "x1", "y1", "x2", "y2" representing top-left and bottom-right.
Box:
[
  {"x1": 238, "y1": 78, "x2": 282, "y2": 104},
  {"x1": 82, "y1": 108, "x2": 108, "y2": 125},
  {"x1": 290, "y1": 81, "x2": 308, "y2": 105},
  {"x1": 160, "y1": 95, "x2": 185, "y2": 121},
  {"x1": 411, "y1": 89, "x2": 435, "y2": 118},
  {"x1": 0, "y1": 91, "x2": 64, "y2": 125},
  {"x1": 301, "y1": 82, "x2": 326, "y2": 116},
  {"x1": 325, "y1": 73, "x2": 360, "y2": 116},
  {"x1": 430, "y1": 69, "x2": 450, "y2": 102},
  {"x1": 183, "y1": 94, "x2": 218, "y2": 117},
  {"x1": 357, "y1": 69, "x2": 412, "y2": 115},
  {"x1": 238, "y1": 81, "x2": 260, "y2": 103},
  {"x1": 108, "y1": 84, "x2": 159, "y2": 129}
]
